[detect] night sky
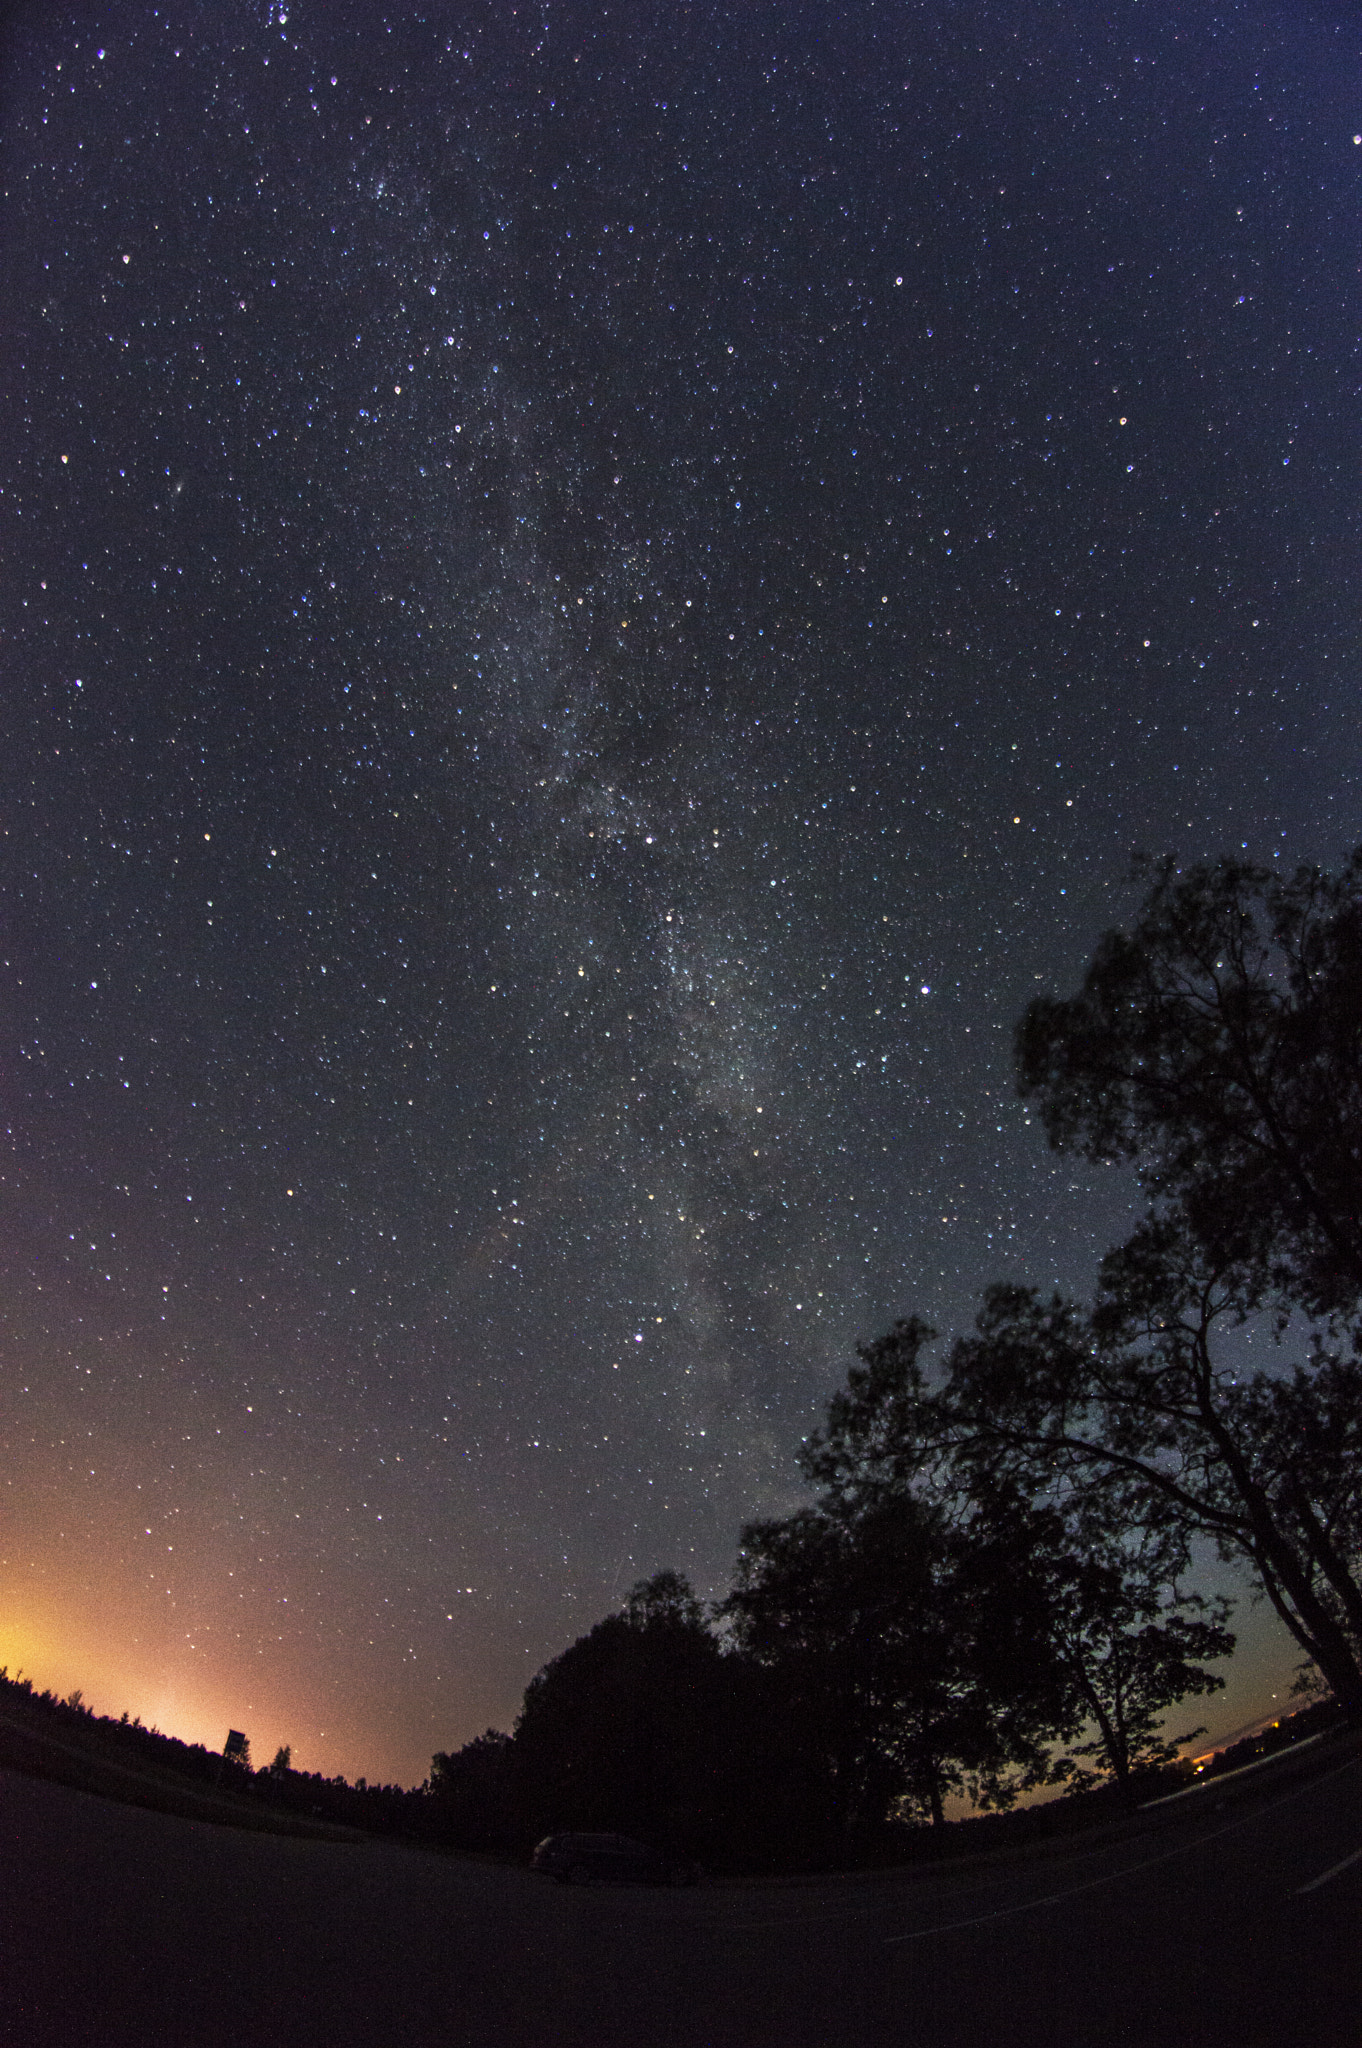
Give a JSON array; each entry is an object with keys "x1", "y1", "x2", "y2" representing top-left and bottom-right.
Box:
[{"x1": 3, "y1": 1, "x2": 1358, "y2": 1785}]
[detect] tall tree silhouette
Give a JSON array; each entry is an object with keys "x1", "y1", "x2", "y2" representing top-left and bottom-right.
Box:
[{"x1": 859, "y1": 850, "x2": 1362, "y2": 1720}]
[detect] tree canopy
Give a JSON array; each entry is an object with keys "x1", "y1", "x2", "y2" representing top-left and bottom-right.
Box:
[
  {"x1": 508, "y1": 1570, "x2": 761, "y2": 1857},
  {"x1": 1016, "y1": 850, "x2": 1362, "y2": 1324},
  {"x1": 723, "y1": 1488, "x2": 1061, "y2": 1830},
  {"x1": 427, "y1": 850, "x2": 1359, "y2": 1872},
  {"x1": 989, "y1": 850, "x2": 1362, "y2": 1715},
  {"x1": 768, "y1": 1315, "x2": 1235, "y2": 1808}
]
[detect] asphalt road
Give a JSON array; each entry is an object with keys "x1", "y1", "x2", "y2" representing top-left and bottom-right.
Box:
[{"x1": 3, "y1": 1743, "x2": 1358, "y2": 2046}]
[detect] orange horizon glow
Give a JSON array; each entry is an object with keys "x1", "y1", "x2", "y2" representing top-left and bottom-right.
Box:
[
  {"x1": 1, "y1": 1385, "x2": 506, "y2": 1788},
  {"x1": 0, "y1": 1590, "x2": 440, "y2": 1787}
]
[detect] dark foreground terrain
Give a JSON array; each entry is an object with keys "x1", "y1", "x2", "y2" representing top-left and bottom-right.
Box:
[{"x1": 3, "y1": 1734, "x2": 1358, "y2": 2047}]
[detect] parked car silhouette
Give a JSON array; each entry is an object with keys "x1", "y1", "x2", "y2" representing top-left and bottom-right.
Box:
[{"x1": 531, "y1": 1832, "x2": 701, "y2": 1886}]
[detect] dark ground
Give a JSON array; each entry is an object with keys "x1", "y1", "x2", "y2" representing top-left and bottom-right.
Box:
[{"x1": 3, "y1": 1734, "x2": 1359, "y2": 2047}]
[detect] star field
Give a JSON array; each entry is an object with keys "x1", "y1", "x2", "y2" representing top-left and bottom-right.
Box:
[{"x1": 2, "y1": 1, "x2": 1358, "y2": 1781}]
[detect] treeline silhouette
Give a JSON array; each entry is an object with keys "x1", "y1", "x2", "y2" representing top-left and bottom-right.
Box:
[
  {"x1": 0, "y1": 1651, "x2": 1340, "y2": 1872},
  {"x1": 428, "y1": 851, "x2": 1362, "y2": 1870},
  {"x1": 6, "y1": 854, "x2": 1358, "y2": 1872},
  {"x1": 0, "y1": 1667, "x2": 428, "y2": 1835},
  {"x1": 425, "y1": 1596, "x2": 1341, "y2": 1873}
]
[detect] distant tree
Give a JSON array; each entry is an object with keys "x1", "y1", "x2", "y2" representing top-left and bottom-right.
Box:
[
  {"x1": 270, "y1": 1745, "x2": 292, "y2": 1776},
  {"x1": 431, "y1": 1728, "x2": 511, "y2": 1796},
  {"x1": 724, "y1": 1504, "x2": 912, "y2": 1830}
]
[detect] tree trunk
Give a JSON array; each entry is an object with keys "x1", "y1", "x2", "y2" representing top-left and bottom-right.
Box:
[
  {"x1": 1196, "y1": 1377, "x2": 1362, "y2": 1723},
  {"x1": 1281, "y1": 1476, "x2": 1362, "y2": 1654},
  {"x1": 1251, "y1": 1546, "x2": 1362, "y2": 1723},
  {"x1": 1066, "y1": 1651, "x2": 1134, "y2": 1803}
]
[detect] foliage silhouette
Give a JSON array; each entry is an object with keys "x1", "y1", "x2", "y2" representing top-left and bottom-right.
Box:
[
  {"x1": 429, "y1": 1729, "x2": 519, "y2": 1851},
  {"x1": 723, "y1": 1490, "x2": 1062, "y2": 1832},
  {"x1": 1017, "y1": 849, "x2": 1362, "y2": 1322},
  {"x1": 873, "y1": 848, "x2": 1362, "y2": 1723},
  {"x1": 752, "y1": 1316, "x2": 1235, "y2": 1812},
  {"x1": 508, "y1": 1570, "x2": 768, "y2": 1860},
  {"x1": 958, "y1": 1485, "x2": 1233, "y2": 1796},
  {"x1": 13, "y1": 857, "x2": 1358, "y2": 1867}
]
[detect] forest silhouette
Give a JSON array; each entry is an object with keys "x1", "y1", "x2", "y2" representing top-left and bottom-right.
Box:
[
  {"x1": 434, "y1": 849, "x2": 1362, "y2": 1867},
  {"x1": 5, "y1": 852, "x2": 1358, "y2": 1873}
]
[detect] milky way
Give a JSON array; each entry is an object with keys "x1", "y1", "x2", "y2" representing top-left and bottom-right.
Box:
[{"x1": 2, "y1": 1, "x2": 1358, "y2": 1779}]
